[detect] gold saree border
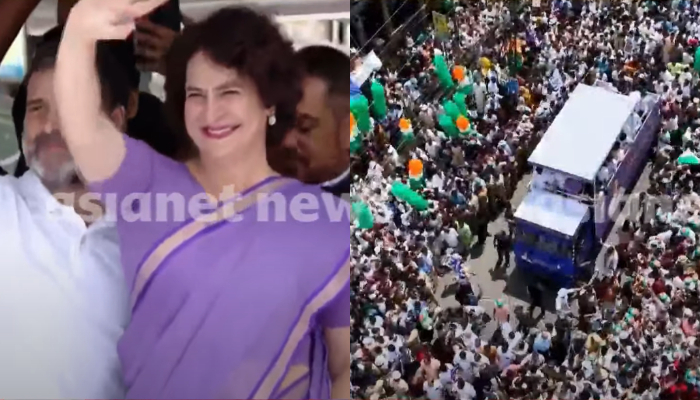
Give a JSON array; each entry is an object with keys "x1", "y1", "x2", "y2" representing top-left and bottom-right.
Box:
[
  {"x1": 276, "y1": 373, "x2": 311, "y2": 399},
  {"x1": 252, "y1": 255, "x2": 350, "y2": 399},
  {"x1": 274, "y1": 364, "x2": 310, "y2": 399},
  {"x1": 130, "y1": 178, "x2": 293, "y2": 308}
]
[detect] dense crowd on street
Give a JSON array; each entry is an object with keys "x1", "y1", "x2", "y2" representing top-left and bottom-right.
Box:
[{"x1": 350, "y1": 0, "x2": 700, "y2": 399}]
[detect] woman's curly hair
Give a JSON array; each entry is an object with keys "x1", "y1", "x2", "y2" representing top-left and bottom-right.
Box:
[{"x1": 164, "y1": 7, "x2": 302, "y2": 160}]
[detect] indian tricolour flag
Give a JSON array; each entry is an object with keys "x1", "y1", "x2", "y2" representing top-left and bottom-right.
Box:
[
  {"x1": 408, "y1": 158, "x2": 424, "y2": 190},
  {"x1": 408, "y1": 171, "x2": 424, "y2": 190},
  {"x1": 458, "y1": 71, "x2": 474, "y2": 95},
  {"x1": 350, "y1": 113, "x2": 361, "y2": 154},
  {"x1": 397, "y1": 118, "x2": 416, "y2": 151}
]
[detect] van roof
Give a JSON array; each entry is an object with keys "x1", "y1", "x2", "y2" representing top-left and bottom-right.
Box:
[
  {"x1": 515, "y1": 189, "x2": 590, "y2": 236},
  {"x1": 528, "y1": 84, "x2": 637, "y2": 182}
]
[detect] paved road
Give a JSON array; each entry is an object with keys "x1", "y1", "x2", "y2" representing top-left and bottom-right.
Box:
[
  {"x1": 435, "y1": 165, "x2": 652, "y2": 339},
  {"x1": 434, "y1": 172, "x2": 557, "y2": 339}
]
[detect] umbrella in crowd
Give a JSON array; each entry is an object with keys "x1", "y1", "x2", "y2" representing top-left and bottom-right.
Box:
[{"x1": 678, "y1": 149, "x2": 700, "y2": 165}]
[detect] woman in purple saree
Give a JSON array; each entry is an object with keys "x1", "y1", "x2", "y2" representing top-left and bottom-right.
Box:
[{"x1": 54, "y1": 1, "x2": 350, "y2": 398}]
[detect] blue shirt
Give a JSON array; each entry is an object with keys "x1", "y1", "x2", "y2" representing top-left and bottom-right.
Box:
[{"x1": 533, "y1": 335, "x2": 551, "y2": 353}]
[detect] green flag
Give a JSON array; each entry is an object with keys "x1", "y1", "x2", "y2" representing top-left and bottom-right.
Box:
[
  {"x1": 443, "y1": 100, "x2": 461, "y2": 121},
  {"x1": 453, "y1": 92, "x2": 467, "y2": 116},
  {"x1": 370, "y1": 80, "x2": 387, "y2": 119},
  {"x1": 350, "y1": 95, "x2": 371, "y2": 133},
  {"x1": 391, "y1": 181, "x2": 429, "y2": 210},
  {"x1": 432, "y1": 55, "x2": 454, "y2": 90},
  {"x1": 438, "y1": 114, "x2": 458, "y2": 137},
  {"x1": 352, "y1": 202, "x2": 374, "y2": 229}
]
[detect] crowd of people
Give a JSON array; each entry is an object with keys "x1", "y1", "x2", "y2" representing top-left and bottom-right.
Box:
[
  {"x1": 0, "y1": 0, "x2": 352, "y2": 398},
  {"x1": 350, "y1": 0, "x2": 700, "y2": 399}
]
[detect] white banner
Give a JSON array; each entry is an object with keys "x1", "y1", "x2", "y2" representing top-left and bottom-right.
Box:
[
  {"x1": 351, "y1": 51, "x2": 382, "y2": 86},
  {"x1": 549, "y1": 69, "x2": 563, "y2": 90}
]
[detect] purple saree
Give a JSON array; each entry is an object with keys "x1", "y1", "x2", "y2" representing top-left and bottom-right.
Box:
[{"x1": 90, "y1": 136, "x2": 350, "y2": 399}]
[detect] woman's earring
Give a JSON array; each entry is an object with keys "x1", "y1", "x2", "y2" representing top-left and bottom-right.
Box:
[{"x1": 268, "y1": 114, "x2": 277, "y2": 126}]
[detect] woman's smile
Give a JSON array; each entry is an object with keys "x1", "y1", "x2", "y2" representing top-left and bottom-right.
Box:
[{"x1": 201, "y1": 124, "x2": 241, "y2": 139}]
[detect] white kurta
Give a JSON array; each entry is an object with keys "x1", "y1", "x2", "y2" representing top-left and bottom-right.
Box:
[{"x1": 0, "y1": 172, "x2": 128, "y2": 398}]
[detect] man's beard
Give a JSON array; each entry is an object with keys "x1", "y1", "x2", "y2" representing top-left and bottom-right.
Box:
[
  {"x1": 27, "y1": 156, "x2": 79, "y2": 191},
  {"x1": 23, "y1": 131, "x2": 80, "y2": 191}
]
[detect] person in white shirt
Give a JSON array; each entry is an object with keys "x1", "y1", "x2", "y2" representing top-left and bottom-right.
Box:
[
  {"x1": 441, "y1": 226, "x2": 460, "y2": 249},
  {"x1": 505, "y1": 330, "x2": 523, "y2": 351},
  {"x1": 453, "y1": 350, "x2": 471, "y2": 374},
  {"x1": 602, "y1": 244, "x2": 619, "y2": 277},
  {"x1": 519, "y1": 349, "x2": 545, "y2": 367},
  {"x1": 497, "y1": 343, "x2": 514, "y2": 370},
  {"x1": 453, "y1": 377, "x2": 477, "y2": 400},
  {"x1": 438, "y1": 363, "x2": 454, "y2": 389},
  {"x1": 373, "y1": 352, "x2": 389, "y2": 370},
  {"x1": 474, "y1": 81, "x2": 487, "y2": 114},
  {"x1": 589, "y1": 244, "x2": 618, "y2": 285},
  {"x1": 556, "y1": 287, "x2": 580, "y2": 317},
  {"x1": 424, "y1": 379, "x2": 443, "y2": 400},
  {"x1": 389, "y1": 370, "x2": 409, "y2": 395},
  {"x1": 0, "y1": 38, "x2": 129, "y2": 398}
]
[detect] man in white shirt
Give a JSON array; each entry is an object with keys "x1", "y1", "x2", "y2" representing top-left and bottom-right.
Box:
[
  {"x1": 497, "y1": 343, "x2": 514, "y2": 370},
  {"x1": 519, "y1": 349, "x2": 545, "y2": 367},
  {"x1": 441, "y1": 226, "x2": 460, "y2": 249},
  {"x1": 588, "y1": 245, "x2": 617, "y2": 286},
  {"x1": 424, "y1": 379, "x2": 443, "y2": 400},
  {"x1": 0, "y1": 37, "x2": 129, "y2": 398},
  {"x1": 453, "y1": 377, "x2": 477, "y2": 400},
  {"x1": 389, "y1": 370, "x2": 409, "y2": 395},
  {"x1": 453, "y1": 350, "x2": 472, "y2": 379},
  {"x1": 594, "y1": 244, "x2": 618, "y2": 281},
  {"x1": 556, "y1": 287, "x2": 580, "y2": 317},
  {"x1": 474, "y1": 81, "x2": 487, "y2": 113}
]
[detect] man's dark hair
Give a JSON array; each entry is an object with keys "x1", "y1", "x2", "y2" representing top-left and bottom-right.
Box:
[
  {"x1": 296, "y1": 45, "x2": 350, "y2": 101},
  {"x1": 26, "y1": 37, "x2": 131, "y2": 112},
  {"x1": 10, "y1": 28, "x2": 132, "y2": 177},
  {"x1": 14, "y1": 32, "x2": 131, "y2": 136}
]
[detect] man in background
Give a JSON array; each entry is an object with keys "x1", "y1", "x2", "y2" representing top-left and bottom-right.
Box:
[
  {"x1": 9, "y1": 0, "x2": 180, "y2": 179},
  {"x1": 493, "y1": 229, "x2": 513, "y2": 269},
  {"x1": 275, "y1": 45, "x2": 351, "y2": 197},
  {"x1": 0, "y1": 37, "x2": 129, "y2": 398}
]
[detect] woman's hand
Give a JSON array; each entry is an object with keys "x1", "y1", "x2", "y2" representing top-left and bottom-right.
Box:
[
  {"x1": 54, "y1": 0, "x2": 167, "y2": 184},
  {"x1": 64, "y1": 0, "x2": 168, "y2": 43}
]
